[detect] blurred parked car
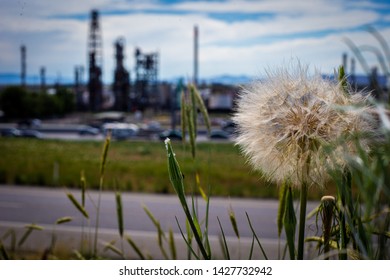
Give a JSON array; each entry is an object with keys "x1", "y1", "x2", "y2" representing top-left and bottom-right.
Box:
[
  {"x1": 20, "y1": 130, "x2": 43, "y2": 139},
  {"x1": 159, "y1": 129, "x2": 182, "y2": 141},
  {"x1": 0, "y1": 128, "x2": 21, "y2": 137},
  {"x1": 102, "y1": 123, "x2": 139, "y2": 140},
  {"x1": 79, "y1": 125, "x2": 100, "y2": 136},
  {"x1": 138, "y1": 121, "x2": 163, "y2": 138},
  {"x1": 209, "y1": 129, "x2": 230, "y2": 140},
  {"x1": 221, "y1": 120, "x2": 236, "y2": 134}
]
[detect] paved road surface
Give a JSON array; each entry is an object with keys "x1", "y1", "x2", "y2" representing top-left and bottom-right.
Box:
[{"x1": 0, "y1": 185, "x2": 321, "y2": 259}]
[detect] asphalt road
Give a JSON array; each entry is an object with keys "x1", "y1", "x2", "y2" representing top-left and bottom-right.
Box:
[{"x1": 0, "y1": 185, "x2": 321, "y2": 259}]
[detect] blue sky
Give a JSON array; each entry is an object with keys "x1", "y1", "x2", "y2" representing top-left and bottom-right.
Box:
[{"x1": 0, "y1": 0, "x2": 390, "y2": 84}]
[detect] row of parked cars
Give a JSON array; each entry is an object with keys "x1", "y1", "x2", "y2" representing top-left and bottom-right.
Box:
[
  {"x1": 0, "y1": 128, "x2": 44, "y2": 138},
  {"x1": 0, "y1": 118, "x2": 236, "y2": 141}
]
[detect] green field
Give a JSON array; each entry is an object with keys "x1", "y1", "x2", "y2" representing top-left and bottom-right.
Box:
[{"x1": 0, "y1": 138, "x2": 329, "y2": 199}]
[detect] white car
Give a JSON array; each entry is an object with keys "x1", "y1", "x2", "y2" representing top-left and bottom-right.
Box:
[{"x1": 102, "y1": 123, "x2": 139, "y2": 140}]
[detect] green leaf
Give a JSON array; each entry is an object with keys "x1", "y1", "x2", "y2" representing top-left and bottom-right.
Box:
[
  {"x1": 283, "y1": 186, "x2": 296, "y2": 260},
  {"x1": 165, "y1": 138, "x2": 186, "y2": 204},
  {"x1": 164, "y1": 139, "x2": 210, "y2": 259}
]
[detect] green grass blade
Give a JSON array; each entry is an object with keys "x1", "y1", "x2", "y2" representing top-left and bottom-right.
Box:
[
  {"x1": 94, "y1": 134, "x2": 111, "y2": 257},
  {"x1": 165, "y1": 139, "x2": 209, "y2": 259},
  {"x1": 180, "y1": 90, "x2": 187, "y2": 144},
  {"x1": 175, "y1": 217, "x2": 200, "y2": 260},
  {"x1": 186, "y1": 219, "x2": 193, "y2": 259},
  {"x1": 343, "y1": 37, "x2": 372, "y2": 75},
  {"x1": 80, "y1": 170, "x2": 86, "y2": 207},
  {"x1": 67, "y1": 192, "x2": 89, "y2": 219},
  {"x1": 0, "y1": 241, "x2": 9, "y2": 260},
  {"x1": 229, "y1": 206, "x2": 240, "y2": 239},
  {"x1": 165, "y1": 139, "x2": 186, "y2": 203},
  {"x1": 283, "y1": 186, "x2": 297, "y2": 260},
  {"x1": 55, "y1": 216, "x2": 73, "y2": 225},
  {"x1": 190, "y1": 84, "x2": 198, "y2": 138},
  {"x1": 217, "y1": 217, "x2": 230, "y2": 260},
  {"x1": 126, "y1": 236, "x2": 146, "y2": 260},
  {"x1": 143, "y1": 205, "x2": 169, "y2": 259},
  {"x1": 104, "y1": 240, "x2": 125, "y2": 258},
  {"x1": 73, "y1": 250, "x2": 86, "y2": 260},
  {"x1": 186, "y1": 105, "x2": 196, "y2": 159},
  {"x1": 115, "y1": 192, "x2": 124, "y2": 238},
  {"x1": 367, "y1": 26, "x2": 390, "y2": 68},
  {"x1": 100, "y1": 134, "x2": 111, "y2": 178},
  {"x1": 190, "y1": 195, "x2": 203, "y2": 241},
  {"x1": 277, "y1": 181, "x2": 288, "y2": 238},
  {"x1": 169, "y1": 228, "x2": 177, "y2": 260},
  {"x1": 248, "y1": 236, "x2": 255, "y2": 260},
  {"x1": 1, "y1": 229, "x2": 16, "y2": 253},
  {"x1": 204, "y1": 185, "x2": 212, "y2": 257},
  {"x1": 246, "y1": 212, "x2": 268, "y2": 260},
  {"x1": 190, "y1": 84, "x2": 211, "y2": 134},
  {"x1": 143, "y1": 205, "x2": 167, "y2": 241},
  {"x1": 18, "y1": 224, "x2": 43, "y2": 247},
  {"x1": 196, "y1": 173, "x2": 207, "y2": 202}
]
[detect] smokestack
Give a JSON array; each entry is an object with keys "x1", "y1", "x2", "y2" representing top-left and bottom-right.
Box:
[
  {"x1": 350, "y1": 57, "x2": 356, "y2": 87},
  {"x1": 194, "y1": 25, "x2": 198, "y2": 86},
  {"x1": 21, "y1": 45, "x2": 26, "y2": 87},
  {"x1": 342, "y1": 53, "x2": 348, "y2": 73},
  {"x1": 40, "y1": 66, "x2": 46, "y2": 92}
]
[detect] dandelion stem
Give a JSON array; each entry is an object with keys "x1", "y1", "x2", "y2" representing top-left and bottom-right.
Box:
[{"x1": 297, "y1": 182, "x2": 307, "y2": 260}]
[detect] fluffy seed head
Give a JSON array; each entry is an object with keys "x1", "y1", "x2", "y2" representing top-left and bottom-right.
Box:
[{"x1": 233, "y1": 64, "x2": 374, "y2": 187}]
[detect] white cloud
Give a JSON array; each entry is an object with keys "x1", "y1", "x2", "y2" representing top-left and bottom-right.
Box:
[{"x1": 0, "y1": 0, "x2": 389, "y2": 83}]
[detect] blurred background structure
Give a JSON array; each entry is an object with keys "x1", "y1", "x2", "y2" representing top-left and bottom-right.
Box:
[
  {"x1": 1, "y1": 2, "x2": 389, "y2": 120},
  {"x1": 88, "y1": 9, "x2": 103, "y2": 112}
]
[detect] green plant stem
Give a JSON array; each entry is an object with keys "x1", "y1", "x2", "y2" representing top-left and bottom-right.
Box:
[
  {"x1": 93, "y1": 176, "x2": 103, "y2": 257},
  {"x1": 339, "y1": 211, "x2": 347, "y2": 260},
  {"x1": 297, "y1": 182, "x2": 308, "y2": 260},
  {"x1": 337, "y1": 169, "x2": 351, "y2": 260}
]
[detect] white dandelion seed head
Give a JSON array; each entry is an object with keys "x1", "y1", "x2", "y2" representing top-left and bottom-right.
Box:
[{"x1": 233, "y1": 63, "x2": 374, "y2": 188}]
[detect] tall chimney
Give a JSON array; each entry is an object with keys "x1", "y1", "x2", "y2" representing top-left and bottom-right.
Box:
[
  {"x1": 194, "y1": 25, "x2": 198, "y2": 86},
  {"x1": 40, "y1": 66, "x2": 46, "y2": 92},
  {"x1": 21, "y1": 45, "x2": 26, "y2": 87},
  {"x1": 342, "y1": 53, "x2": 348, "y2": 73},
  {"x1": 350, "y1": 57, "x2": 356, "y2": 87}
]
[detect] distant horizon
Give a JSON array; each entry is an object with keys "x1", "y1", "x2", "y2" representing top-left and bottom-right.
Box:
[{"x1": 0, "y1": 71, "x2": 387, "y2": 87}]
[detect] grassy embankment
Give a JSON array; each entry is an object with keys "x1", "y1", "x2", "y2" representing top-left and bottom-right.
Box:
[{"x1": 0, "y1": 138, "x2": 331, "y2": 199}]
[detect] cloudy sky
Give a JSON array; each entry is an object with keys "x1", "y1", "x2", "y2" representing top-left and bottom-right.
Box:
[{"x1": 1, "y1": 0, "x2": 390, "y2": 84}]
